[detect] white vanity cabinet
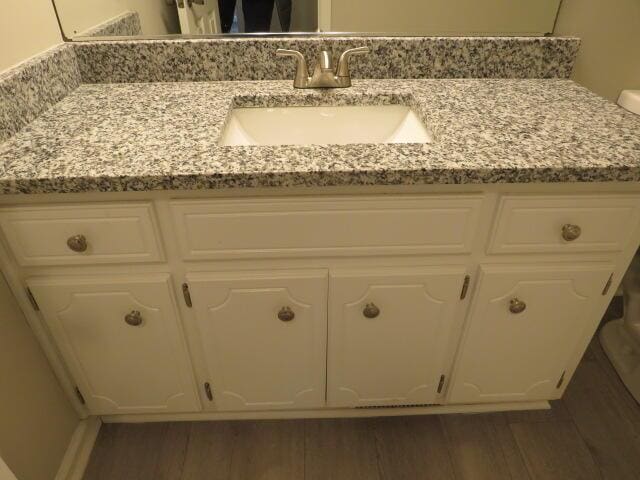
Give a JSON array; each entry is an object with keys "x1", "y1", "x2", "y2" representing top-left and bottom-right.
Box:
[
  {"x1": 26, "y1": 274, "x2": 200, "y2": 415},
  {"x1": 186, "y1": 270, "x2": 328, "y2": 411},
  {"x1": 448, "y1": 264, "x2": 614, "y2": 404},
  {"x1": 327, "y1": 267, "x2": 468, "y2": 407},
  {"x1": 3, "y1": 191, "x2": 639, "y2": 420}
]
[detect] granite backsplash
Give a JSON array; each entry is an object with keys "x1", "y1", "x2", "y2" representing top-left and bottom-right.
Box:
[
  {"x1": 73, "y1": 36, "x2": 580, "y2": 84},
  {"x1": 0, "y1": 36, "x2": 580, "y2": 142}
]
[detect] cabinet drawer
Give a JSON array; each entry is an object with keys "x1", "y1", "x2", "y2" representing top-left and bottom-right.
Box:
[
  {"x1": 488, "y1": 195, "x2": 640, "y2": 255},
  {"x1": 0, "y1": 203, "x2": 164, "y2": 266},
  {"x1": 171, "y1": 195, "x2": 483, "y2": 260}
]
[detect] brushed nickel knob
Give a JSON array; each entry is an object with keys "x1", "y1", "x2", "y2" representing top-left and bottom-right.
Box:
[
  {"x1": 278, "y1": 306, "x2": 295, "y2": 322},
  {"x1": 67, "y1": 234, "x2": 88, "y2": 253},
  {"x1": 363, "y1": 303, "x2": 380, "y2": 319},
  {"x1": 509, "y1": 298, "x2": 526, "y2": 314},
  {"x1": 562, "y1": 224, "x2": 581, "y2": 242},
  {"x1": 124, "y1": 310, "x2": 143, "y2": 326}
]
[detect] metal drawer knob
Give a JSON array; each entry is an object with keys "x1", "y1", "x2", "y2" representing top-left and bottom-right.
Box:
[
  {"x1": 509, "y1": 298, "x2": 526, "y2": 314},
  {"x1": 562, "y1": 224, "x2": 581, "y2": 242},
  {"x1": 124, "y1": 310, "x2": 143, "y2": 326},
  {"x1": 363, "y1": 303, "x2": 380, "y2": 319},
  {"x1": 67, "y1": 234, "x2": 88, "y2": 253},
  {"x1": 278, "y1": 306, "x2": 295, "y2": 322}
]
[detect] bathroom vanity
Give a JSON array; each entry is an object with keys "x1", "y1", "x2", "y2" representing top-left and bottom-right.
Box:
[
  {"x1": 1, "y1": 38, "x2": 640, "y2": 423},
  {"x1": 2, "y1": 183, "x2": 639, "y2": 423}
]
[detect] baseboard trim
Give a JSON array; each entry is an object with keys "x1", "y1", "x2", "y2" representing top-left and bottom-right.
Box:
[
  {"x1": 55, "y1": 417, "x2": 101, "y2": 480},
  {"x1": 101, "y1": 400, "x2": 550, "y2": 424}
]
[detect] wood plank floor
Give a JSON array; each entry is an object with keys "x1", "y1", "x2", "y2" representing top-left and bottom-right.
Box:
[{"x1": 84, "y1": 314, "x2": 640, "y2": 479}]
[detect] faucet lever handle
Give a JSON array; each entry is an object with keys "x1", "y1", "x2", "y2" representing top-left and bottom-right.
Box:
[
  {"x1": 336, "y1": 46, "x2": 370, "y2": 78},
  {"x1": 276, "y1": 49, "x2": 310, "y2": 88},
  {"x1": 276, "y1": 48, "x2": 304, "y2": 59}
]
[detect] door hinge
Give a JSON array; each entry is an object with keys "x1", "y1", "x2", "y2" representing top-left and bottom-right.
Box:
[
  {"x1": 602, "y1": 274, "x2": 614, "y2": 296},
  {"x1": 26, "y1": 287, "x2": 39, "y2": 311},
  {"x1": 182, "y1": 283, "x2": 193, "y2": 308},
  {"x1": 460, "y1": 275, "x2": 471, "y2": 300},
  {"x1": 437, "y1": 375, "x2": 446, "y2": 394},
  {"x1": 556, "y1": 371, "x2": 566, "y2": 389},
  {"x1": 74, "y1": 386, "x2": 86, "y2": 405},
  {"x1": 204, "y1": 382, "x2": 213, "y2": 401}
]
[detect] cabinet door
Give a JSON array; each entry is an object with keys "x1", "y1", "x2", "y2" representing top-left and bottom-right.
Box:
[
  {"x1": 328, "y1": 267, "x2": 467, "y2": 408},
  {"x1": 449, "y1": 265, "x2": 612, "y2": 404},
  {"x1": 28, "y1": 274, "x2": 199, "y2": 415},
  {"x1": 187, "y1": 270, "x2": 327, "y2": 411}
]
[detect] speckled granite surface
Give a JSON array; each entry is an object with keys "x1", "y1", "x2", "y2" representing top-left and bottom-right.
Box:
[
  {"x1": 74, "y1": 37, "x2": 580, "y2": 84},
  {"x1": 0, "y1": 78, "x2": 638, "y2": 194},
  {"x1": 78, "y1": 11, "x2": 142, "y2": 38},
  {"x1": 0, "y1": 44, "x2": 80, "y2": 142}
]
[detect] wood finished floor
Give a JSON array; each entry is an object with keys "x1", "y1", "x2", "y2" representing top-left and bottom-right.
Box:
[{"x1": 84, "y1": 323, "x2": 640, "y2": 480}]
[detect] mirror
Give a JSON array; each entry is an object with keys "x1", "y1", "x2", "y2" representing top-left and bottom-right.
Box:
[{"x1": 51, "y1": 0, "x2": 562, "y2": 39}]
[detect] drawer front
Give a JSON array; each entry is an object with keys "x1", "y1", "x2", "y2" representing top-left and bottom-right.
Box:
[
  {"x1": 488, "y1": 195, "x2": 640, "y2": 255},
  {"x1": 171, "y1": 195, "x2": 483, "y2": 260},
  {"x1": 0, "y1": 203, "x2": 164, "y2": 266}
]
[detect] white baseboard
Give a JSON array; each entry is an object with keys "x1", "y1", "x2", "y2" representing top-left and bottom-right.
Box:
[
  {"x1": 101, "y1": 400, "x2": 550, "y2": 424},
  {"x1": 55, "y1": 417, "x2": 101, "y2": 480}
]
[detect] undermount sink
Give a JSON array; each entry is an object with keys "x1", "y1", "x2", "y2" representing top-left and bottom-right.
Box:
[{"x1": 219, "y1": 105, "x2": 433, "y2": 146}]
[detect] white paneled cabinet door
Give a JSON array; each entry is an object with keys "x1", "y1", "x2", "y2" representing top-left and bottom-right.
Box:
[
  {"x1": 327, "y1": 267, "x2": 467, "y2": 408},
  {"x1": 187, "y1": 270, "x2": 327, "y2": 411},
  {"x1": 28, "y1": 274, "x2": 199, "y2": 415},
  {"x1": 449, "y1": 264, "x2": 613, "y2": 404}
]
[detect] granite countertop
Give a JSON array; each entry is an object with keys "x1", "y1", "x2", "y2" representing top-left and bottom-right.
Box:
[{"x1": 0, "y1": 78, "x2": 639, "y2": 194}]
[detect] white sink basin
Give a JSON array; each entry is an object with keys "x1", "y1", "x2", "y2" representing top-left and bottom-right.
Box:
[{"x1": 219, "y1": 105, "x2": 433, "y2": 146}]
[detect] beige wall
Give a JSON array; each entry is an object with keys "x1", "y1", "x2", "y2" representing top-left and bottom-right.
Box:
[
  {"x1": 0, "y1": 0, "x2": 62, "y2": 72},
  {"x1": 0, "y1": 273, "x2": 79, "y2": 480},
  {"x1": 291, "y1": 0, "x2": 317, "y2": 32},
  {"x1": 55, "y1": 0, "x2": 179, "y2": 36},
  {"x1": 328, "y1": 0, "x2": 561, "y2": 35},
  {"x1": 554, "y1": 0, "x2": 640, "y2": 102}
]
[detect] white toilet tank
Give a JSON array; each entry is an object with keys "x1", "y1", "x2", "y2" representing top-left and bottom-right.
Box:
[{"x1": 618, "y1": 90, "x2": 640, "y2": 115}]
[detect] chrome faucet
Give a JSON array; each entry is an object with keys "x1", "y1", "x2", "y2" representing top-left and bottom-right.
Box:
[{"x1": 276, "y1": 47, "x2": 370, "y2": 88}]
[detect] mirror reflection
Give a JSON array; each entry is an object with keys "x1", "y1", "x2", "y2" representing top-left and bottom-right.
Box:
[{"x1": 52, "y1": 0, "x2": 562, "y2": 39}]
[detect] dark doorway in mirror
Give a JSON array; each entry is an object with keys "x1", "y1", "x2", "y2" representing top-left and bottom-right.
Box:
[{"x1": 218, "y1": 0, "x2": 292, "y2": 33}]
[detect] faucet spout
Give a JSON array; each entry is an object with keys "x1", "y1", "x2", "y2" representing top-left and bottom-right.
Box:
[{"x1": 318, "y1": 50, "x2": 333, "y2": 71}]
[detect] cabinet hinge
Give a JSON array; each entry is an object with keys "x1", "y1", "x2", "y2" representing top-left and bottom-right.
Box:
[
  {"x1": 437, "y1": 375, "x2": 446, "y2": 394},
  {"x1": 556, "y1": 371, "x2": 566, "y2": 389},
  {"x1": 204, "y1": 382, "x2": 213, "y2": 401},
  {"x1": 460, "y1": 275, "x2": 471, "y2": 300},
  {"x1": 74, "y1": 386, "x2": 86, "y2": 405},
  {"x1": 602, "y1": 274, "x2": 614, "y2": 296},
  {"x1": 182, "y1": 283, "x2": 193, "y2": 308},
  {"x1": 26, "y1": 287, "x2": 39, "y2": 311}
]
